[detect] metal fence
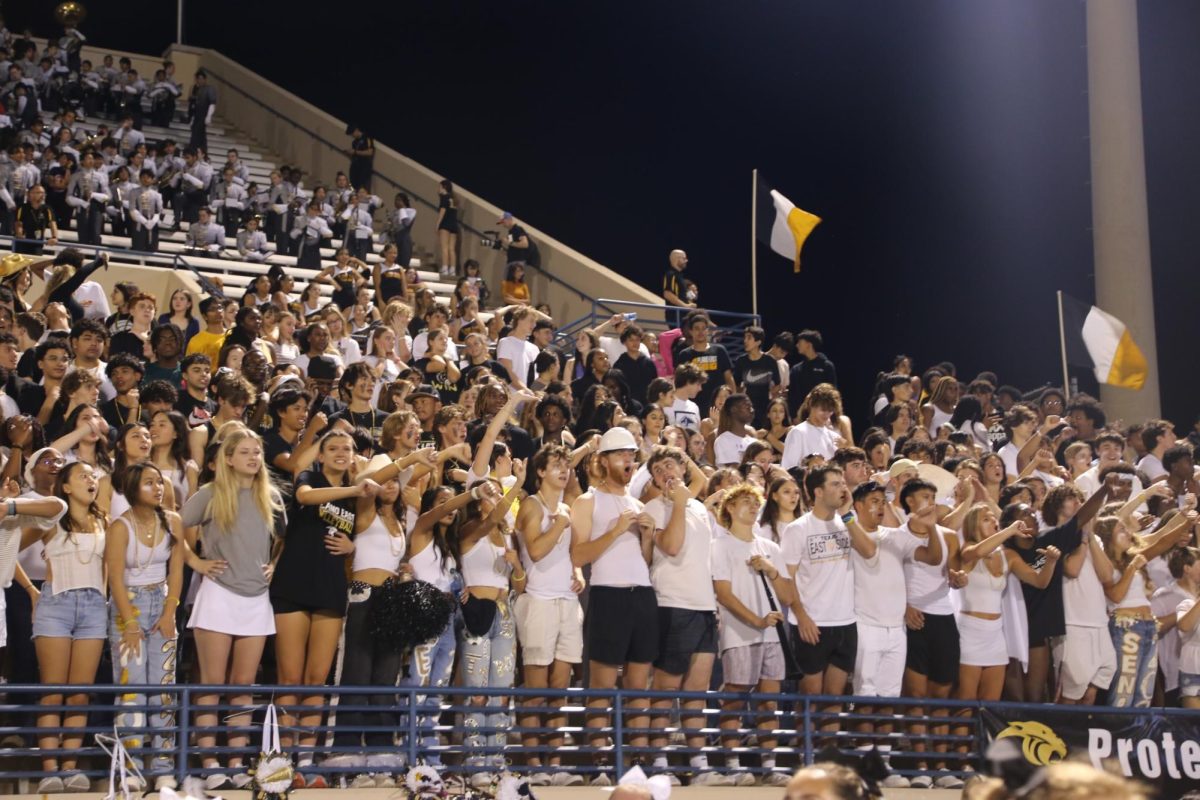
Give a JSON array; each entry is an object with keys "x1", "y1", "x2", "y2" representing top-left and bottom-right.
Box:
[{"x1": 1, "y1": 682, "x2": 1181, "y2": 789}]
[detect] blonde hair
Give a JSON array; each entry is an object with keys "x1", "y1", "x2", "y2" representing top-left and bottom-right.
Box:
[
  {"x1": 209, "y1": 429, "x2": 283, "y2": 534},
  {"x1": 383, "y1": 300, "x2": 413, "y2": 330},
  {"x1": 717, "y1": 482, "x2": 764, "y2": 528},
  {"x1": 1026, "y1": 761, "x2": 1149, "y2": 800}
]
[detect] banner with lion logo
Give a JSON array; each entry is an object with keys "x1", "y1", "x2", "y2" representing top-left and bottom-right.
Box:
[{"x1": 981, "y1": 708, "x2": 1200, "y2": 800}]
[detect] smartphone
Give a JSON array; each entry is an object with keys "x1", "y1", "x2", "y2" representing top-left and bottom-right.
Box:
[{"x1": 623, "y1": 312, "x2": 637, "y2": 321}]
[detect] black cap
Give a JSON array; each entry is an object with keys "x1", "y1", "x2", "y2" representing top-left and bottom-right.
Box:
[
  {"x1": 307, "y1": 355, "x2": 340, "y2": 380},
  {"x1": 408, "y1": 384, "x2": 439, "y2": 400}
]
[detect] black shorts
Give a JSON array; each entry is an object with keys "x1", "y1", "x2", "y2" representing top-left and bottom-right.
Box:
[
  {"x1": 270, "y1": 594, "x2": 345, "y2": 617},
  {"x1": 654, "y1": 607, "x2": 717, "y2": 675},
  {"x1": 587, "y1": 586, "x2": 659, "y2": 667},
  {"x1": 792, "y1": 622, "x2": 857, "y2": 676},
  {"x1": 905, "y1": 612, "x2": 960, "y2": 685}
]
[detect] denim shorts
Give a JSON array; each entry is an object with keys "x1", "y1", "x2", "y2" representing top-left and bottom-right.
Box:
[{"x1": 32, "y1": 587, "x2": 108, "y2": 640}]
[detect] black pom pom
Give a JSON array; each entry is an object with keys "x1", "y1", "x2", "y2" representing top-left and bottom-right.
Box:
[{"x1": 368, "y1": 579, "x2": 454, "y2": 652}]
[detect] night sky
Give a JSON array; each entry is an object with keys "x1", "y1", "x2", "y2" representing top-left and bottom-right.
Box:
[{"x1": 15, "y1": 1, "x2": 1200, "y2": 428}]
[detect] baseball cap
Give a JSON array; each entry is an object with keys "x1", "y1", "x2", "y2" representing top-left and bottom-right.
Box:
[
  {"x1": 408, "y1": 384, "x2": 440, "y2": 401},
  {"x1": 888, "y1": 458, "x2": 920, "y2": 480},
  {"x1": 597, "y1": 427, "x2": 638, "y2": 453},
  {"x1": 496, "y1": 211, "x2": 513, "y2": 224}
]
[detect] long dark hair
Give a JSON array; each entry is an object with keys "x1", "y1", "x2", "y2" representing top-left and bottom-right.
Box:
[
  {"x1": 55, "y1": 461, "x2": 106, "y2": 538},
  {"x1": 111, "y1": 421, "x2": 151, "y2": 493},
  {"x1": 760, "y1": 476, "x2": 800, "y2": 544},
  {"x1": 121, "y1": 461, "x2": 172, "y2": 535},
  {"x1": 153, "y1": 410, "x2": 192, "y2": 473},
  {"x1": 62, "y1": 404, "x2": 113, "y2": 472},
  {"x1": 419, "y1": 485, "x2": 460, "y2": 572}
]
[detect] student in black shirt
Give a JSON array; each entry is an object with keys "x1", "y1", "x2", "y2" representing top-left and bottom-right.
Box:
[
  {"x1": 787, "y1": 330, "x2": 838, "y2": 419},
  {"x1": 734, "y1": 326, "x2": 780, "y2": 429},
  {"x1": 497, "y1": 212, "x2": 541, "y2": 269},
  {"x1": 329, "y1": 363, "x2": 386, "y2": 442},
  {"x1": 177, "y1": 353, "x2": 216, "y2": 427},
  {"x1": 263, "y1": 387, "x2": 324, "y2": 503},
  {"x1": 674, "y1": 314, "x2": 734, "y2": 418},
  {"x1": 413, "y1": 328, "x2": 461, "y2": 404},
  {"x1": 459, "y1": 332, "x2": 509, "y2": 386},
  {"x1": 1002, "y1": 472, "x2": 1120, "y2": 703},
  {"x1": 612, "y1": 324, "x2": 657, "y2": 409}
]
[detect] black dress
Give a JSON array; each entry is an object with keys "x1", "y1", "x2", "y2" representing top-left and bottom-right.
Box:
[
  {"x1": 437, "y1": 194, "x2": 459, "y2": 233},
  {"x1": 349, "y1": 135, "x2": 374, "y2": 191},
  {"x1": 270, "y1": 469, "x2": 356, "y2": 615}
]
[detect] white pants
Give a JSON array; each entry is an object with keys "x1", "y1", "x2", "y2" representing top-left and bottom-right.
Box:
[{"x1": 853, "y1": 622, "x2": 906, "y2": 698}]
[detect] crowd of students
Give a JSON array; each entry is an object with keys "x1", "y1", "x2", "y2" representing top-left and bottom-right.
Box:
[{"x1": 0, "y1": 24, "x2": 1197, "y2": 800}]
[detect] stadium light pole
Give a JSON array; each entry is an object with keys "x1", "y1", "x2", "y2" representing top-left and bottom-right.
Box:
[
  {"x1": 1086, "y1": 0, "x2": 1160, "y2": 420},
  {"x1": 177, "y1": 0, "x2": 184, "y2": 43}
]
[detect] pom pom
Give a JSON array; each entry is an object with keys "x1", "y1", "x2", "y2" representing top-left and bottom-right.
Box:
[{"x1": 369, "y1": 578, "x2": 454, "y2": 652}]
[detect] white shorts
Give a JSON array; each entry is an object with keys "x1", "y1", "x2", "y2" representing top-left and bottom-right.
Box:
[
  {"x1": 721, "y1": 642, "x2": 785, "y2": 685},
  {"x1": 853, "y1": 622, "x2": 906, "y2": 698},
  {"x1": 187, "y1": 577, "x2": 276, "y2": 637},
  {"x1": 0, "y1": 588, "x2": 7, "y2": 649},
  {"x1": 513, "y1": 593, "x2": 583, "y2": 667},
  {"x1": 1054, "y1": 624, "x2": 1116, "y2": 701},
  {"x1": 958, "y1": 614, "x2": 1007, "y2": 668}
]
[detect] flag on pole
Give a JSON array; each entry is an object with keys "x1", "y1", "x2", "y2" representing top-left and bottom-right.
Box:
[
  {"x1": 1059, "y1": 292, "x2": 1148, "y2": 390},
  {"x1": 755, "y1": 175, "x2": 821, "y2": 273}
]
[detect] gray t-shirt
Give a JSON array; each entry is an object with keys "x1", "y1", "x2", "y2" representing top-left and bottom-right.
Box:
[{"x1": 182, "y1": 485, "x2": 285, "y2": 597}]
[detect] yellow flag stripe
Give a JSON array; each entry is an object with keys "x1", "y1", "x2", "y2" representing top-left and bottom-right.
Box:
[
  {"x1": 785, "y1": 207, "x2": 822, "y2": 273},
  {"x1": 1106, "y1": 328, "x2": 1148, "y2": 390}
]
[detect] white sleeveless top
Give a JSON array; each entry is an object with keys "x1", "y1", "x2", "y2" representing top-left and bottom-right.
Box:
[
  {"x1": 461, "y1": 536, "x2": 510, "y2": 590},
  {"x1": 409, "y1": 538, "x2": 454, "y2": 591},
  {"x1": 589, "y1": 490, "x2": 650, "y2": 588},
  {"x1": 1112, "y1": 569, "x2": 1152, "y2": 611},
  {"x1": 927, "y1": 405, "x2": 953, "y2": 435},
  {"x1": 520, "y1": 495, "x2": 575, "y2": 601},
  {"x1": 116, "y1": 515, "x2": 171, "y2": 587},
  {"x1": 44, "y1": 525, "x2": 106, "y2": 595},
  {"x1": 904, "y1": 527, "x2": 954, "y2": 614},
  {"x1": 352, "y1": 514, "x2": 405, "y2": 575},
  {"x1": 959, "y1": 552, "x2": 1007, "y2": 616}
]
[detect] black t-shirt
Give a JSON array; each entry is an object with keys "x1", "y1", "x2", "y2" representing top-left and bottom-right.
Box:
[
  {"x1": 101, "y1": 397, "x2": 140, "y2": 433},
  {"x1": 735, "y1": 353, "x2": 780, "y2": 428},
  {"x1": 329, "y1": 406, "x2": 385, "y2": 442},
  {"x1": 675, "y1": 343, "x2": 733, "y2": 417},
  {"x1": 15, "y1": 203, "x2": 54, "y2": 239},
  {"x1": 1006, "y1": 516, "x2": 1083, "y2": 644},
  {"x1": 461, "y1": 359, "x2": 509, "y2": 386},
  {"x1": 178, "y1": 392, "x2": 216, "y2": 428},
  {"x1": 466, "y1": 418, "x2": 535, "y2": 462},
  {"x1": 414, "y1": 358, "x2": 461, "y2": 404},
  {"x1": 663, "y1": 269, "x2": 684, "y2": 302},
  {"x1": 507, "y1": 224, "x2": 540, "y2": 268},
  {"x1": 15, "y1": 351, "x2": 39, "y2": 381},
  {"x1": 613, "y1": 352, "x2": 658, "y2": 409},
  {"x1": 16, "y1": 382, "x2": 47, "y2": 417},
  {"x1": 109, "y1": 330, "x2": 148, "y2": 360},
  {"x1": 263, "y1": 429, "x2": 297, "y2": 502},
  {"x1": 270, "y1": 469, "x2": 356, "y2": 613}
]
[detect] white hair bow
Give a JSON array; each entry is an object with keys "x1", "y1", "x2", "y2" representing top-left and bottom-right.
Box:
[{"x1": 607, "y1": 765, "x2": 672, "y2": 800}]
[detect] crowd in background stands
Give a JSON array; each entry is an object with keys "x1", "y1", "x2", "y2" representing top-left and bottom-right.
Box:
[{"x1": 0, "y1": 22, "x2": 1196, "y2": 800}]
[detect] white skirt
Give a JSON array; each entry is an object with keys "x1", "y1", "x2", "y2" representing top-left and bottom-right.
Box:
[
  {"x1": 188, "y1": 577, "x2": 276, "y2": 636},
  {"x1": 958, "y1": 612, "x2": 1007, "y2": 667}
]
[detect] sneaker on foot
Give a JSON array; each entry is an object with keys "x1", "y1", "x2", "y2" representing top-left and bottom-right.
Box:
[
  {"x1": 374, "y1": 774, "x2": 397, "y2": 789},
  {"x1": 761, "y1": 771, "x2": 791, "y2": 787},
  {"x1": 349, "y1": 774, "x2": 376, "y2": 789},
  {"x1": 64, "y1": 772, "x2": 92, "y2": 793},
  {"x1": 305, "y1": 773, "x2": 329, "y2": 789},
  {"x1": 36, "y1": 776, "x2": 64, "y2": 794},
  {"x1": 690, "y1": 771, "x2": 732, "y2": 787},
  {"x1": 231, "y1": 773, "x2": 254, "y2": 790},
  {"x1": 469, "y1": 771, "x2": 495, "y2": 788},
  {"x1": 881, "y1": 774, "x2": 911, "y2": 788},
  {"x1": 155, "y1": 775, "x2": 179, "y2": 792},
  {"x1": 323, "y1": 753, "x2": 365, "y2": 769},
  {"x1": 528, "y1": 772, "x2": 552, "y2": 786},
  {"x1": 730, "y1": 770, "x2": 758, "y2": 787},
  {"x1": 1, "y1": 734, "x2": 25, "y2": 748},
  {"x1": 909, "y1": 774, "x2": 933, "y2": 789},
  {"x1": 551, "y1": 771, "x2": 584, "y2": 786},
  {"x1": 590, "y1": 772, "x2": 613, "y2": 787},
  {"x1": 935, "y1": 774, "x2": 965, "y2": 789},
  {"x1": 206, "y1": 773, "x2": 234, "y2": 792},
  {"x1": 366, "y1": 753, "x2": 404, "y2": 770}
]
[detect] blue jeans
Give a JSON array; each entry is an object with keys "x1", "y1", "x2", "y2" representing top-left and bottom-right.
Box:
[
  {"x1": 398, "y1": 620, "x2": 456, "y2": 766},
  {"x1": 1107, "y1": 616, "x2": 1157, "y2": 708},
  {"x1": 460, "y1": 599, "x2": 516, "y2": 768},
  {"x1": 108, "y1": 583, "x2": 177, "y2": 772}
]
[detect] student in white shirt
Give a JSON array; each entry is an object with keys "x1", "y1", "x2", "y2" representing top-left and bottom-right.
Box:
[
  {"x1": 712, "y1": 483, "x2": 795, "y2": 787},
  {"x1": 665, "y1": 364, "x2": 703, "y2": 432},
  {"x1": 1057, "y1": 520, "x2": 1118, "y2": 705},
  {"x1": 497, "y1": 307, "x2": 540, "y2": 391},
  {"x1": 1173, "y1": 546, "x2": 1200, "y2": 709},
  {"x1": 1151, "y1": 546, "x2": 1196, "y2": 707},
  {"x1": 642, "y1": 446, "x2": 728, "y2": 787},
  {"x1": 1137, "y1": 420, "x2": 1174, "y2": 482},
  {"x1": 1075, "y1": 431, "x2": 1142, "y2": 499},
  {"x1": 712, "y1": 393, "x2": 757, "y2": 467},
  {"x1": 781, "y1": 385, "x2": 841, "y2": 470}
]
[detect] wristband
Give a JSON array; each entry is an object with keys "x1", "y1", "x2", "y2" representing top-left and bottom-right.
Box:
[
  {"x1": 165, "y1": 596, "x2": 180, "y2": 607},
  {"x1": 511, "y1": 570, "x2": 526, "y2": 581},
  {"x1": 841, "y1": 512, "x2": 855, "y2": 524},
  {"x1": 7, "y1": 500, "x2": 15, "y2": 517}
]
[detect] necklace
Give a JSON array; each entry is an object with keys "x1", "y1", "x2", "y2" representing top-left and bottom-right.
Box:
[
  {"x1": 382, "y1": 514, "x2": 406, "y2": 556},
  {"x1": 128, "y1": 512, "x2": 160, "y2": 574},
  {"x1": 68, "y1": 518, "x2": 101, "y2": 566}
]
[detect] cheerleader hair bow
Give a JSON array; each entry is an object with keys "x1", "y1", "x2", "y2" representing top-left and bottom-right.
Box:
[
  {"x1": 95, "y1": 726, "x2": 146, "y2": 800},
  {"x1": 604, "y1": 765, "x2": 671, "y2": 800},
  {"x1": 250, "y1": 703, "x2": 294, "y2": 800}
]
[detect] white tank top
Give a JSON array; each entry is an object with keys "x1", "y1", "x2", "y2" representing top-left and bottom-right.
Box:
[
  {"x1": 959, "y1": 552, "x2": 1006, "y2": 616},
  {"x1": 160, "y1": 466, "x2": 189, "y2": 510},
  {"x1": 589, "y1": 490, "x2": 650, "y2": 588},
  {"x1": 409, "y1": 538, "x2": 454, "y2": 591},
  {"x1": 461, "y1": 536, "x2": 510, "y2": 590},
  {"x1": 904, "y1": 527, "x2": 954, "y2": 614},
  {"x1": 352, "y1": 514, "x2": 405, "y2": 575},
  {"x1": 927, "y1": 405, "x2": 953, "y2": 435},
  {"x1": 1112, "y1": 568, "x2": 1151, "y2": 611},
  {"x1": 117, "y1": 515, "x2": 171, "y2": 587},
  {"x1": 44, "y1": 525, "x2": 106, "y2": 595},
  {"x1": 520, "y1": 495, "x2": 575, "y2": 600},
  {"x1": 110, "y1": 491, "x2": 130, "y2": 520}
]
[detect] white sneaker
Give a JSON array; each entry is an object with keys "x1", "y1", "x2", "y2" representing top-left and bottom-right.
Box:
[
  {"x1": 365, "y1": 752, "x2": 404, "y2": 770},
  {"x1": 551, "y1": 772, "x2": 585, "y2": 786},
  {"x1": 590, "y1": 772, "x2": 613, "y2": 786},
  {"x1": 323, "y1": 753, "x2": 365, "y2": 769},
  {"x1": 730, "y1": 770, "x2": 758, "y2": 787},
  {"x1": 469, "y1": 771, "x2": 495, "y2": 788},
  {"x1": 881, "y1": 774, "x2": 911, "y2": 788},
  {"x1": 936, "y1": 774, "x2": 965, "y2": 789},
  {"x1": 204, "y1": 773, "x2": 233, "y2": 792},
  {"x1": 63, "y1": 773, "x2": 92, "y2": 793},
  {"x1": 155, "y1": 775, "x2": 178, "y2": 792},
  {"x1": 691, "y1": 770, "x2": 733, "y2": 786},
  {"x1": 761, "y1": 771, "x2": 791, "y2": 787},
  {"x1": 909, "y1": 774, "x2": 933, "y2": 789},
  {"x1": 528, "y1": 772, "x2": 552, "y2": 786},
  {"x1": 231, "y1": 773, "x2": 254, "y2": 789},
  {"x1": 374, "y1": 773, "x2": 397, "y2": 789},
  {"x1": 36, "y1": 776, "x2": 64, "y2": 794},
  {"x1": 349, "y1": 774, "x2": 375, "y2": 789}
]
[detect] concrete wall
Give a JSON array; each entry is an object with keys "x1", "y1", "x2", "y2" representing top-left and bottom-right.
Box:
[
  {"x1": 96, "y1": 261, "x2": 203, "y2": 321},
  {"x1": 162, "y1": 45, "x2": 662, "y2": 327}
]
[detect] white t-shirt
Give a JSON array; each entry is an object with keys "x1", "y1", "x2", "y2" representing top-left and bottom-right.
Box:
[
  {"x1": 781, "y1": 421, "x2": 839, "y2": 470},
  {"x1": 411, "y1": 330, "x2": 459, "y2": 362},
  {"x1": 67, "y1": 361, "x2": 116, "y2": 402},
  {"x1": 714, "y1": 431, "x2": 756, "y2": 467},
  {"x1": 998, "y1": 442, "x2": 1020, "y2": 479},
  {"x1": 852, "y1": 526, "x2": 920, "y2": 628},
  {"x1": 1151, "y1": 581, "x2": 1188, "y2": 691},
  {"x1": 645, "y1": 496, "x2": 717, "y2": 611},
  {"x1": 665, "y1": 398, "x2": 701, "y2": 432},
  {"x1": 781, "y1": 511, "x2": 855, "y2": 627},
  {"x1": 1138, "y1": 454, "x2": 1167, "y2": 482},
  {"x1": 497, "y1": 335, "x2": 539, "y2": 387},
  {"x1": 1075, "y1": 465, "x2": 1143, "y2": 500},
  {"x1": 334, "y1": 336, "x2": 362, "y2": 366},
  {"x1": 1062, "y1": 534, "x2": 1112, "y2": 628},
  {"x1": 75, "y1": 281, "x2": 111, "y2": 320},
  {"x1": 711, "y1": 533, "x2": 787, "y2": 650},
  {"x1": 1176, "y1": 596, "x2": 1200, "y2": 676}
]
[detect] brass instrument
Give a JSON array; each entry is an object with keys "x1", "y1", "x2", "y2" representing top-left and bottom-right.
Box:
[
  {"x1": 156, "y1": 167, "x2": 179, "y2": 188},
  {"x1": 139, "y1": 187, "x2": 152, "y2": 228}
]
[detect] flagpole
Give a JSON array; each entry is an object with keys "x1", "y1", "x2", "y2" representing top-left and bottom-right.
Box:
[
  {"x1": 1057, "y1": 290, "x2": 1071, "y2": 400},
  {"x1": 751, "y1": 169, "x2": 759, "y2": 320}
]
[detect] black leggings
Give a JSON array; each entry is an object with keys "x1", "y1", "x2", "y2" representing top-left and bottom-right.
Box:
[{"x1": 331, "y1": 585, "x2": 404, "y2": 749}]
